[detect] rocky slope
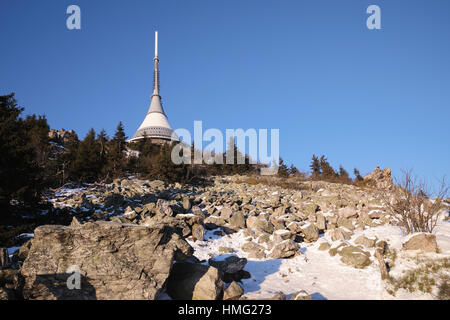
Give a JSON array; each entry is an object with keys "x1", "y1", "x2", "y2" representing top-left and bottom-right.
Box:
[{"x1": 1, "y1": 170, "x2": 449, "y2": 300}]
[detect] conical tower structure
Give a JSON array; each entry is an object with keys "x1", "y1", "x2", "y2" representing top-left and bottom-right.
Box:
[{"x1": 129, "y1": 31, "x2": 176, "y2": 143}]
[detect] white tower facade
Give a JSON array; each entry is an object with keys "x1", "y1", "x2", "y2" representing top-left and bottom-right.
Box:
[{"x1": 129, "y1": 31, "x2": 176, "y2": 143}]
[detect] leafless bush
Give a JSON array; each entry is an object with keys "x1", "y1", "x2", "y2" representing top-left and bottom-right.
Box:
[{"x1": 382, "y1": 170, "x2": 448, "y2": 234}]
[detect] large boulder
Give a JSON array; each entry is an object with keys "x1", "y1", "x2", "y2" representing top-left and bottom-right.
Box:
[
  {"x1": 252, "y1": 219, "x2": 274, "y2": 234},
  {"x1": 166, "y1": 263, "x2": 223, "y2": 300},
  {"x1": 208, "y1": 255, "x2": 247, "y2": 274},
  {"x1": 20, "y1": 221, "x2": 193, "y2": 300},
  {"x1": 329, "y1": 228, "x2": 352, "y2": 241},
  {"x1": 338, "y1": 246, "x2": 371, "y2": 269},
  {"x1": 229, "y1": 212, "x2": 246, "y2": 229},
  {"x1": 191, "y1": 224, "x2": 205, "y2": 241},
  {"x1": 300, "y1": 223, "x2": 319, "y2": 242},
  {"x1": 354, "y1": 235, "x2": 376, "y2": 248},
  {"x1": 223, "y1": 281, "x2": 244, "y2": 300},
  {"x1": 156, "y1": 199, "x2": 174, "y2": 217},
  {"x1": 363, "y1": 167, "x2": 393, "y2": 189},
  {"x1": 402, "y1": 233, "x2": 439, "y2": 253},
  {"x1": 241, "y1": 241, "x2": 266, "y2": 259},
  {"x1": 268, "y1": 240, "x2": 298, "y2": 259}
]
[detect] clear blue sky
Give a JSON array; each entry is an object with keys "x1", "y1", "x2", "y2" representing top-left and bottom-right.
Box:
[{"x1": 1, "y1": 0, "x2": 449, "y2": 182}]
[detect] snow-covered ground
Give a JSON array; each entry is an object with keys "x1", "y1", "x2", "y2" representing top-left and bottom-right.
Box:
[{"x1": 188, "y1": 218, "x2": 450, "y2": 300}]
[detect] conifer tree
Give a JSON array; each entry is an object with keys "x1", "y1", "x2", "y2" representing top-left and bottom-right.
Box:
[
  {"x1": 310, "y1": 155, "x2": 321, "y2": 178},
  {"x1": 319, "y1": 155, "x2": 336, "y2": 179},
  {"x1": 339, "y1": 165, "x2": 350, "y2": 179},
  {"x1": 353, "y1": 168, "x2": 363, "y2": 182},
  {"x1": 0, "y1": 93, "x2": 42, "y2": 214},
  {"x1": 106, "y1": 122, "x2": 128, "y2": 178},
  {"x1": 97, "y1": 129, "x2": 109, "y2": 178},
  {"x1": 289, "y1": 164, "x2": 299, "y2": 176},
  {"x1": 71, "y1": 128, "x2": 102, "y2": 182},
  {"x1": 59, "y1": 133, "x2": 79, "y2": 183},
  {"x1": 277, "y1": 158, "x2": 290, "y2": 177}
]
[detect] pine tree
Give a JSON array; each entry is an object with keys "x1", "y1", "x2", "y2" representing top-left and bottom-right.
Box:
[
  {"x1": 338, "y1": 165, "x2": 352, "y2": 183},
  {"x1": 106, "y1": 122, "x2": 128, "y2": 178},
  {"x1": 71, "y1": 128, "x2": 102, "y2": 182},
  {"x1": 310, "y1": 155, "x2": 321, "y2": 178},
  {"x1": 319, "y1": 155, "x2": 336, "y2": 179},
  {"x1": 0, "y1": 93, "x2": 43, "y2": 214},
  {"x1": 58, "y1": 133, "x2": 79, "y2": 184},
  {"x1": 277, "y1": 158, "x2": 290, "y2": 177},
  {"x1": 353, "y1": 168, "x2": 363, "y2": 182},
  {"x1": 289, "y1": 164, "x2": 299, "y2": 176},
  {"x1": 97, "y1": 129, "x2": 109, "y2": 179},
  {"x1": 339, "y1": 165, "x2": 349, "y2": 179}
]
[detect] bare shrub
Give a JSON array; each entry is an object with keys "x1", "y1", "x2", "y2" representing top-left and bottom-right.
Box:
[{"x1": 382, "y1": 170, "x2": 448, "y2": 234}]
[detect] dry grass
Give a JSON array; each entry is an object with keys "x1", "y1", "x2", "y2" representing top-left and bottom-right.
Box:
[
  {"x1": 234, "y1": 175, "x2": 314, "y2": 192},
  {"x1": 389, "y1": 257, "x2": 450, "y2": 299}
]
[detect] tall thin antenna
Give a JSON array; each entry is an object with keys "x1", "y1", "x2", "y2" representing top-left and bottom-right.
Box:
[
  {"x1": 152, "y1": 31, "x2": 160, "y2": 97},
  {"x1": 155, "y1": 31, "x2": 158, "y2": 57}
]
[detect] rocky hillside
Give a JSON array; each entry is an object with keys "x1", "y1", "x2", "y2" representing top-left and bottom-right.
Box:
[{"x1": 1, "y1": 170, "x2": 449, "y2": 300}]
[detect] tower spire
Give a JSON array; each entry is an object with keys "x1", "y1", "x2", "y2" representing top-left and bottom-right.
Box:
[
  {"x1": 130, "y1": 30, "x2": 176, "y2": 143},
  {"x1": 152, "y1": 31, "x2": 160, "y2": 97}
]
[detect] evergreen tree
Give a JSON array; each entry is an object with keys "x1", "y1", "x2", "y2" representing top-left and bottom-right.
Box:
[
  {"x1": 58, "y1": 133, "x2": 79, "y2": 184},
  {"x1": 319, "y1": 155, "x2": 336, "y2": 179},
  {"x1": 278, "y1": 158, "x2": 290, "y2": 177},
  {"x1": 310, "y1": 154, "x2": 321, "y2": 178},
  {"x1": 97, "y1": 129, "x2": 109, "y2": 179},
  {"x1": 339, "y1": 165, "x2": 350, "y2": 179},
  {"x1": 289, "y1": 164, "x2": 299, "y2": 176},
  {"x1": 106, "y1": 122, "x2": 128, "y2": 178},
  {"x1": 0, "y1": 93, "x2": 43, "y2": 215},
  {"x1": 71, "y1": 128, "x2": 102, "y2": 182},
  {"x1": 353, "y1": 168, "x2": 363, "y2": 182}
]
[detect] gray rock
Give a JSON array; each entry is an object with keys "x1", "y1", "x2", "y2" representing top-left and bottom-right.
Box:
[
  {"x1": 223, "y1": 281, "x2": 244, "y2": 300},
  {"x1": 13, "y1": 239, "x2": 33, "y2": 263},
  {"x1": 339, "y1": 207, "x2": 358, "y2": 219},
  {"x1": 402, "y1": 233, "x2": 438, "y2": 253},
  {"x1": 21, "y1": 221, "x2": 193, "y2": 300},
  {"x1": 339, "y1": 246, "x2": 371, "y2": 269},
  {"x1": 273, "y1": 230, "x2": 292, "y2": 242},
  {"x1": 156, "y1": 199, "x2": 174, "y2": 217},
  {"x1": 291, "y1": 290, "x2": 313, "y2": 300},
  {"x1": 329, "y1": 228, "x2": 352, "y2": 241},
  {"x1": 300, "y1": 223, "x2": 319, "y2": 242},
  {"x1": 208, "y1": 255, "x2": 247, "y2": 274},
  {"x1": 269, "y1": 240, "x2": 298, "y2": 259},
  {"x1": 318, "y1": 242, "x2": 331, "y2": 251},
  {"x1": 166, "y1": 263, "x2": 223, "y2": 300},
  {"x1": 253, "y1": 219, "x2": 274, "y2": 234},
  {"x1": 241, "y1": 242, "x2": 266, "y2": 259},
  {"x1": 181, "y1": 197, "x2": 192, "y2": 211},
  {"x1": 192, "y1": 224, "x2": 205, "y2": 241},
  {"x1": 337, "y1": 217, "x2": 354, "y2": 230},
  {"x1": 220, "y1": 207, "x2": 233, "y2": 220},
  {"x1": 315, "y1": 213, "x2": 326, "y2": 230},
  {"x1": 218, "y1": 247, "x2": 235, "y2": 254},
  {"x1": 354, "y1": 235, "x2": 376, "y2": 248},
  {"x1": 270, "y1": 291, "x2": 286, "y2": 300},
  {"x1": 230, "y1": 212, "x2": 246, "y2": 229}
]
